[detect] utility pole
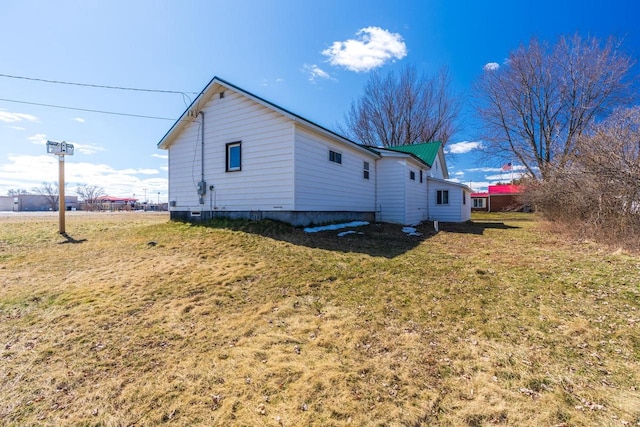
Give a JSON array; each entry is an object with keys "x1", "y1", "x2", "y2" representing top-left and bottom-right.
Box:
[{"x1": 46, "y1": 140, "x2": 74, "y2": 234}]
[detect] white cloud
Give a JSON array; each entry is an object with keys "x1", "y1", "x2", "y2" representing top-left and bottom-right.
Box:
[
  {"x1": 467, "y1": 164, "x2": 527, "y2": 173},
  {"x1": 322, "y1": 27, "x2": 407, "y2": 72},
  {"x1": 303, "y1": 64, "x2": 333, "y2": 82},
  {"x1": 28, "y1": 133, "x2": 47, "y2": 145},
  {"x1": 152, "y1": 154, "x2": 168, "y2": 160},
  {"x1": 73, "y1": 117, "x2": 85, "y2": 123},
  {"x1": 0, "y1": 155, "x2": 166, "y2": 197},
  {"x1": 484, "y1": 172, "x2": 526, "y2": 181},
  {"x1": 8, "y1": 125, "x2": 25, "y2": 131},
  {"x1": 0, "y1": 110, "x2": 38, "y2": 123},
  {"x1": 260, "y1": 78, "x2": 285, "y2": 87},
  {"x1": 447, "y1": 140, "x2": 483, "y2": 154},
  {"x1": 454, "y1": 171, "x2": 464, "y2": 176},
  {"x1": 72, "y1": 142, "x2": 105, "y2": 155},
  {"x1": 483, "y1": 62, "x2": 500, "y2": 71},
  {"x1": 468, "y1": 181, "x2": 492, "y2": 192}
]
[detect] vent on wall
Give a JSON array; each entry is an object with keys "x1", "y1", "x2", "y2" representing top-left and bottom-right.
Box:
[
  {"x1": 220, "y1": 91, "x2": 225, "y2": 99},
  {"x1": 190, "y1": 211, "x2": 201, "y2": 217}
]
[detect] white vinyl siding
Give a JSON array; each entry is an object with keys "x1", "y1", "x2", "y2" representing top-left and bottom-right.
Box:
[
  {"x1": 427, "y1": 178, "x2": 471, "y2": 222},
  {"x1": 376, "y1": 157, "x2": 406, "y2": 224},
  {"x1": 168, "y1": 90, "x2": 294, "y2": 211},
  {"x1": 293, "y1": 126, "x2": 376, "y2": 211},
  {"x1": 405, "y1": 164, "x2": 428, "y2": 225},
  {"x1": 473, "y1": 198, "x2": 486, "y2": 208}
]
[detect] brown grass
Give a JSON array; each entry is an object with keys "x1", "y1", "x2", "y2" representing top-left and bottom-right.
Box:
[{"x1": 0, "y1": 211, "x2": 639, "y2": 426}]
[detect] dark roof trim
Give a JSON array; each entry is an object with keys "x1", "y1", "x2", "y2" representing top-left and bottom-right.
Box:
[{"x1": 157, "y1": 76, "x2": 378, "y2": 158}]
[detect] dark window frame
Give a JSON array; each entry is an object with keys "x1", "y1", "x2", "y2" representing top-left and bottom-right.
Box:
[
  {"x1": 226, "y1": 141, "x2": 242, "y2": 172},
  {"x1": 329, "y1": 150, "x2": 342, "y2": 164},
  {"x1": 409, "y1": 171, "x2": 416, "y2": 180},
  {"x1": 363, "y1": 161, "x2": 370, "y2": 180}
]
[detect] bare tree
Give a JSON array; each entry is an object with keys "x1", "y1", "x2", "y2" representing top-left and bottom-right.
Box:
[
  {"x1": 527, "y1": 107, "x2": 640, "y2": 249},
  {"x1": 474, "y1": 34, "x2": 636, "y2": 179},
  {"x1": 7, "y1": 189, "x2": 29, "y2": 196},
  {"x1": 76, "y1": 183, "x2": 106, "y2": 211},
  {"x1": 340, "y1": 64, "x2": 459, "y2": 147},
  {"x1": 32, "y1": 181, "x2": 59, "y2": 211}
]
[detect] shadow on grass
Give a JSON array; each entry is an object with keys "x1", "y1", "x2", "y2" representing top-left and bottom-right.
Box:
[
  {"x1": 439, "y1": 221, "x2": 520, "y2": 235},
  {"x1": 190, "y1": 219, "x2": 436, "y2": 258},
  {"x1": 58, "y1": 233, "x2": 87, "y2": 244},
  {"x1": 185, "y1": 218, "x2": 522, "y2": 257}
]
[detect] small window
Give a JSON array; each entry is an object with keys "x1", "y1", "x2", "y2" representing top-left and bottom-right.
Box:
[
  {"x1": 420, "y1": 170, "x2": 423, "y2": 183},
  {"x1": 226, "y1": 142, "x2": 241, "y2": 172},
  {"x1": 437, "y1": 190, "x2": 449, "y2": 205},
  {"x1": 463, "y1": 190, "x2": 466, "y2": 205},
  {"x1": 409, "y1": 171, "x2": 416, "y2": 180},
  {"x1": 363, "y1": 161, "x2": 370, "y2": 180},
  {"x1": 329, "y1": 150, "x2": 342, "y2": 164}
]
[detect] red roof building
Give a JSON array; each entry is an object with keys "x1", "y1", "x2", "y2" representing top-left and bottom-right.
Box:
[{"x1": 471, "y1": 185, "x2": 524, "y2": 212}]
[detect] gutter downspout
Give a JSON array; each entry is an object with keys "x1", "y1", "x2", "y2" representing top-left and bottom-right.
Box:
[{"x1": 199, "y1": 111, "x2": 206, "y2": 205}]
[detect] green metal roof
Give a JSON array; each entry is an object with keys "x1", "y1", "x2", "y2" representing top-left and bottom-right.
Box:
[{"x1": 384, "y1": 142, "x2": 442, "y2": 166}]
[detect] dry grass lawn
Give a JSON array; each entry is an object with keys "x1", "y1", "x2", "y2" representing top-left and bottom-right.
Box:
[{"x1": 0, "y1": 211, "x2": 639, "y2": 426}]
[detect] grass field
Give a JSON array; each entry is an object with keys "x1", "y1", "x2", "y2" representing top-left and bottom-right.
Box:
[{"x1": 1, "y1": 211, "x2": 639, "y2": 426}]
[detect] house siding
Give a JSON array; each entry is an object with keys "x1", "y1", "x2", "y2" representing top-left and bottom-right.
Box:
[
  {"x1": 376, "y1": 157, "x2": 406, "y2": 223},
  {"x1": 293, "y1": 126, "x2": 376, "y2": 212},
  {"x1": 404, "y1": 164, "x2": 429, "y2": 225},
  {"x1": 429, "y1": 156, "x2": 445, "y2": 179},
  {"x1": 168, "y1": 90, "x2": 294, "y2": 212},
  {"x1": 428, "y1": 179, "x2": 471, "y2": 222}
]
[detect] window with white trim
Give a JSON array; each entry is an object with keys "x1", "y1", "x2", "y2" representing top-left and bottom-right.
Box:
[
  {"x1": 363, "y1": 161, "x2": 370, "y2": 179},
  {"x1": 436, "y1": 190, "x2": 449, "y2": 205},
  {"x1": 473, "y1": 198, "x2": 486, "y2": 208}
]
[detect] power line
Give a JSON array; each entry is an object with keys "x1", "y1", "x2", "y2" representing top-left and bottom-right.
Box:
[
  {"x1": 0, "y1": 97, "x2": 181, "y2": 121},
  {"x1": 0, "y1": 72, "x2": 199, "y2": 95}
]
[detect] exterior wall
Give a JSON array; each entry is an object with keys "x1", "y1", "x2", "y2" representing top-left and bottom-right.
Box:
[
  {"x1": 404, "y1": 162, "x2": 429, "y2": 225},
  {"x1": 0, "y1": 195, "x2": 78, "y2": 211},
  {"x1": 471, "y1": 196, "x2": 489, "y2": 212},
  {"x1": 427, "y1": 179, "x2": 471, "y2": 222},
  {"x1": 375, "y1": 157, "x2": 406, "y2": 224},
  {"x1": 293, "y1": 126, "x2": 376, "y2": 212},
  {"x1": 168, "y1": 90, "x2": 295, "y2": 212},
  {"x1": 429, "y1": 155, "x2": 445, "y2": 179},
  {"x1": 489, "y1": 194, "x2": 520, "y2": 212}
]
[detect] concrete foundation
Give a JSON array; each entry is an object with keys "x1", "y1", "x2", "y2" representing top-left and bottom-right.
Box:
[{"x1": 169, "y1": 210, "x2": 375, "y2": 227}]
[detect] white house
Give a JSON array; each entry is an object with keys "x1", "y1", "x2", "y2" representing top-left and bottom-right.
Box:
[{"x1": 158, "y1": 76, "x2": 471, "y2": 226}]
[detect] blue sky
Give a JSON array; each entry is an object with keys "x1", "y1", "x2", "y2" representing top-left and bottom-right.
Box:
[{"x1": 1, "y1": 0, "x2": 638, "y2": 200}]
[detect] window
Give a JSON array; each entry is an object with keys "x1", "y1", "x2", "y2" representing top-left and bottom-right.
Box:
[
  {"x1": 409, "y1": 171, "x2": 416, "y2": 180},
  {"x1": 226, "y1": 142, "x2": 241, "y2": 172},
  {"x1": 420, "y1": 170, "x2": 423, "y2": 183},
  {"x1": 329, "y1": 150, "x2": 342, "y2": 164},
  {"x1": 463, "y1": 190, "x2": 466, "y2": 205},
  {"x1": 363, "y1": 161, "x2": 370, "y2": 179},
  {"x1": 473, "y1": 198, "x2": 485, "y2": 208},
  {"x1": 436, "y1": 190, "x2": 449, "y2": 205}
]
